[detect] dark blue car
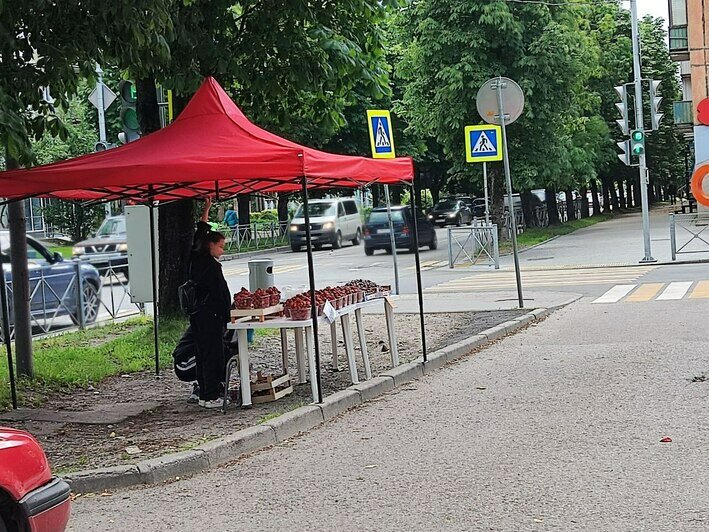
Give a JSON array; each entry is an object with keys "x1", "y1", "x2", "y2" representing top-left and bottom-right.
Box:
[
  {"x1": 363, "y1": 206, "x2": 437, "y2": 256},
  {"x1": 1, "y1": 232, "x2": 102, "y2": 326}
]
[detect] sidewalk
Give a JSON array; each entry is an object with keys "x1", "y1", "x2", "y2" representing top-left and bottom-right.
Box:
[{"x1": 499, "y1": 206, "x2": 709, "y2": 269}]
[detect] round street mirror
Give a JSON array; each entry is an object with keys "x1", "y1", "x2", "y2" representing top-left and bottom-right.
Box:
[{"x1": 476, "y1": 77, "x2": 525, "y2": 126}]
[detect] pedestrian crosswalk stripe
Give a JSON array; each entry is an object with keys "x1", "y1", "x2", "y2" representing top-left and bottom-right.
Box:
[
  {"x1": 626, "y1": 283, "x2": 664, "y2": 302},
  {"x1": 689, "y1": 280, "x2": 709, "y2": 299},
  {"x1": 656, "y1": 281, "x2": 693, "y2": 300},
  {"x1": 592, "y1": 285, "x2": 636, "y2": 303},
  {"x1": 222, "y1": 264, "x2": 304, "y2": 277},
  {"x1": 426, "y1": 266, "x2": 656, "y2": 292}
]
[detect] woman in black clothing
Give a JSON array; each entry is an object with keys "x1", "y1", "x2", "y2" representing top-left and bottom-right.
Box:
[{"x1": 189, "y1": 198, "x2": 232, "y2": 408}]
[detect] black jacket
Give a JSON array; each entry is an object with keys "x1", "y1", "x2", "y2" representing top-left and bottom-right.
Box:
[{"x1": 189, "y1": 221, "x2": 231, "y2": 323}]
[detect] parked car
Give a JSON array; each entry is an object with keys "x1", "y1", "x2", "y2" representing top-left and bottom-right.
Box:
[
  {"x1": 0, "y1": 427, "x2": 71, "y2": 531},
  {"x1": 289, "y1": 198, "x2": 362, "y2": 251},
  {"x1": 1, "y1": 232, "x2": 101, "y2": 326},
  {"x1": 363, "y1": 205, "x2": 437, "y2": 255},
  {"x1": 72, "y1": 215, "x2": 129, "y2": 279},
  {"x1": 427, "y1": 198, "x2": 473, "y2": 226}
]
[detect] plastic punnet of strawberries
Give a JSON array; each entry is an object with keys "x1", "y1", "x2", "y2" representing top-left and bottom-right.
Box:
[
  {"x1": 233, "y1": 287, "x2": 253, "y2": 310},
  {"x1": 252, "y1": 288, "x2": 271, "y2": 309},
  {"x1": 266, "y1": 286, "x2": 281, "y2": 306}
]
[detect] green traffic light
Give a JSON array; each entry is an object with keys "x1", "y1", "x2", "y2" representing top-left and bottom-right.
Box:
[
  {"x1": 631, "y1": 130, "x2": 644, "y2": 141},
  {"x1": 632, "y1": 145, "x2": 644, "y2": 155}
]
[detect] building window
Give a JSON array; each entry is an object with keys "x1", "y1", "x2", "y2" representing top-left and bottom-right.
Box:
[{"x1": 670, "y1": 0, "x2": 687, "y2": 26}]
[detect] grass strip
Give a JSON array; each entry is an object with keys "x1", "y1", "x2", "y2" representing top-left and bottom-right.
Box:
[{"x1": 0, "y1": 315, "x2": 188, "y2": 410}]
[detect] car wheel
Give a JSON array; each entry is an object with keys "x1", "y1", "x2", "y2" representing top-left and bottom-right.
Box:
[
  {"x1": 352, "y1": 228, "x2": 361, "y2": 246},
  {"x1": 429, "y1": 232, "x2": 438, "y2": 250},
  {"x1": 385, "y1": 247, "x2": 392, "y2": 255},
  {"x1": 456, "y1": 214, "x2": 462, "y2": 227},
  {"x1": 332, "y1": 231, "x2": 342, "y2": 249},
  {"x1": 291, "y1": 244, "x2": 301, "y2": 252},
  {"x1": 314, "y1": 244, "x2": 323, "y2": 251},
  {"x1": 71, "y1": 282, "x2": 101, "y2": 325},
  {"x1": 364, "y1": 247, "x2": 374, "y2": 256}
]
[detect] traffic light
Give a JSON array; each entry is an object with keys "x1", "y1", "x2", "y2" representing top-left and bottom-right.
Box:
[
  {"x1": 617, "y1": 140, "x2": 631, "y2": 166},
  {"x1": 614, "y1": 84, "x2": 630, "y2": 135},
  {"x1": 649, "y1": 79, "x2": 663, "y2": 130},
  {"x1": 118, "y1": 80, "x2": 140, "y2": 143},
  {"x1": 630, "y1": 130, "x2": 645, "y2": 156}
]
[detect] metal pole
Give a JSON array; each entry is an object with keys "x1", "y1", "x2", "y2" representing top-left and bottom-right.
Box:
[
  {"x1": 383, "y1": 185, "x2": 400, "y2": 295},
  {"x1": 148, "y1": 202, "x2": 160, "y2": 376},
  {"x1": 301, "y1": 177, "x2": 323, "y2": 403},
  {"x1": 630, "y1": 0, "x2": 655, "y2": 263},
  {"x1": 96, "y1": 64, "x2": 107, "y2": 144},
  {"x1": 495, "y1": 77, "x2": 524, "y2": 308},
  {"x1": 0, "y1": 265, "x2": 17, "y2": 409},
  {"x1": 483, "y1": 162, "x2": 490, "y2": 225},
  {"x1": 409, "y1": 184, "x2": 427, "y2": 361}
]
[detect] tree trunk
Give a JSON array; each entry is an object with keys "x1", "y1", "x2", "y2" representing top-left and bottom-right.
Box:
[
  {"x1": 372, "y1": 185, "x2": 380, "y2": 208},
  {"x1": 590, "y1": 179, "x2": 601, "y2": 215},
  {"x1": 390, "y1": 187, "x2": 402, "y2": 205},
  {"x1": 5, "y1": 152, "x2": 33, "y2": 377},
  {"x1": 579, "y1": 185, "x2": 590, "y2": 218},
  {"x1": 625, "y1": 178, "x2": 633, "y2": 208},
  {"x1": 545, "y1": 187, "x2": 560, "y2": 226},
  {"x1": 237, "y1": 195, "x2": 251, "y2": 226},
  {"x1": 648, "y1": 177, "x2": 656, "y2": 203},
  {"x1": 277, "y1": 194, "x2": 290, "y2": 225},
  {"x1": 617, "y1": 178, "x2": 626, "y2": 210},
  {"x1": 633, "y1": 176, "x2": 641, "y2": 207},
  {"x1": 565, "y1": 189, "x2": 576, "y2": 221},
  {"x1": 521, "y1": 191, "x2": 534, "y2": 228},
  {"x1": 602, "y1": 177, "x2": 615, "y2": 212},
  {"x1": 158, "y1": 200, "x2": 194, "y2": 316},
  {"x1": 489, "y1": 167, "x2": 506, "y2": 238}
]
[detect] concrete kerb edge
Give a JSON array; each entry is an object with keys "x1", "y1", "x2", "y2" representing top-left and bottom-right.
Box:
[{"x1": 64, "y1": 302, "x2": 569, "y2": 494}]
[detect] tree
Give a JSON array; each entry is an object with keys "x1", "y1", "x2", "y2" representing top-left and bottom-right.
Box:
[{"x1": 396, "y1": 0, "x2": 595, "y2": 233}]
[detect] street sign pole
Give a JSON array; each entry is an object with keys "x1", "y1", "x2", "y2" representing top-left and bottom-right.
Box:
[
  {"x1": 384, "y1": 184, "x2": 400, "y2": 295},
  {"x1": 494, "y1": 77, "x2": 524, "y2": 308},
  {"x1": 630, "y1": 0, "x2": 656, "y2": 263},
  {"x1": 483, "y1": 162, "x2": 490, "y2": 225},
  {"x1": 95, "y1": 64, "x2": 107, "y2": 144}
]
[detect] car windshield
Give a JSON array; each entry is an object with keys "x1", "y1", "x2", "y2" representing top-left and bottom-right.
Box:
[
  {"x1": 97, "y1": 218, "x2": 126, "y2": 237},
  {"x1": 294, "y1": 203, "x2": 337, "y2": 218},
  {"x1": 368, "y1": 210, "x2": 405, "y2": 223},
  {"x1": 435, "y1": 200, "x2": 458, "y2": 209}
]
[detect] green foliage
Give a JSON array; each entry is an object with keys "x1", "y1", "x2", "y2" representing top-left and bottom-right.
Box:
[{"x1": 41, "y1": 201, "x2": 105, "y2": 242}]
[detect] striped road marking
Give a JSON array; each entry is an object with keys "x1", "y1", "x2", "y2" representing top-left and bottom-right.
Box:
[
  {"x1": 656, "y1": 281, "x2": 693, "y2": 301},
  {"x1": 426, "y1": 266, "x2": 656, "y2": 292},
  {"x1": 222, "y1": 264, "x2": 305, "y2": 277},
  {"x1": 689, "y1": 281, "x2": 709, "y2": 299},
  {"x1": 626, "y1": 283, "x2": 664, "y2": 302},
  {"x1": 592, "y1": 285, "x2": 636, "y2": 304}
]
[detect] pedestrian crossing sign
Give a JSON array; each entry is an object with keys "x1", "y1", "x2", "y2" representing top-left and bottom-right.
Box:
[
  {"x1": 367, "y1": 110, "x2": 396, "y2": 159},
  {"x1": 465, "y1": 124, "x2": 503, "y2": 163}
]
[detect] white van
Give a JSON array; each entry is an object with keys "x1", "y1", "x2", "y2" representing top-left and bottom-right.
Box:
[{"x1": 289, "y1": 198, "x2": 363, "y2": 251}]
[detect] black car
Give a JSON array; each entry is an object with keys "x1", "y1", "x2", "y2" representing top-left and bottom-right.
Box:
[
  {"x1": 471, "y1": 198, "x2": 487, "y2": 218},
  {"x1": 363, "y1": 206, "x2": 437, "y2": 256},
  {"x1": 427, "y1": 198, "x2": 473, "y2": 226}
]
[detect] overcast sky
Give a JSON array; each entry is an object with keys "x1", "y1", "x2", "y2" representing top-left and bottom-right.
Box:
[{"x1": 635, "y1": 0, "x2": 669, "y2": 23}]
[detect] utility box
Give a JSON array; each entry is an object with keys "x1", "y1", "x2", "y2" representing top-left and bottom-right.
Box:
[
  {"x1": 125, "y1": 205, "x2": 159, "y2": 303},
  {"x1": 248, "y1": 259, "x2": 274, "y2": 291}
]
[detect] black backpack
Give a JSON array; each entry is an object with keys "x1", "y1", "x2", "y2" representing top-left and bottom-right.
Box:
[{"x1": 178, "y1": 262, "x2": 208, "y2": 316}]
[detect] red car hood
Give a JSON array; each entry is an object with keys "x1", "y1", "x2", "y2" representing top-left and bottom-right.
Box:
[{"x1": 0, "y1": 427, "x2": 52, "y2": 500}]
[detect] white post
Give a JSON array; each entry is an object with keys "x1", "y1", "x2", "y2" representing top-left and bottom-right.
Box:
[{"x1": 384, "y1": 185, "x2": 400, "y2": 295}]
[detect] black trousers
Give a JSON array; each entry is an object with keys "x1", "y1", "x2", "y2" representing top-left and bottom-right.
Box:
[{"x1": 189, "y1": 310, "x2": 226, "y2": 401}]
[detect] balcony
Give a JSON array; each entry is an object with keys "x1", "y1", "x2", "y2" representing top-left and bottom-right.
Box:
[
  {"x1": 669, "y1": 26, "x2": 689, "y2": 60},
  {"x1": 673, "y1": 101, "x2": 693, "y2": 125}
]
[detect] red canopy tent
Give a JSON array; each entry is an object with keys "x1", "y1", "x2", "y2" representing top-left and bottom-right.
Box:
[
  {"x1": 0, "y1": 77, "x2": 426, "y2": 407},
  {"x1": 0, "y1": 77, "x2": 414, "y2": 202}
]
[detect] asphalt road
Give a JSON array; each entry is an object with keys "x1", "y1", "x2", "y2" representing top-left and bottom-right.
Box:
[{"x1": 68, "y1": 262, "x2": 709, "y2": 530}]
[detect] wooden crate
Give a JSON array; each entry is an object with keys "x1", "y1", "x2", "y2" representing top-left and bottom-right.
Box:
[
  {"x1": 251, "y1": 372, "x2": 294, "y2": 404},
  {"x1": 231, "y1": 303, "x2": 283, "y2": 323}
]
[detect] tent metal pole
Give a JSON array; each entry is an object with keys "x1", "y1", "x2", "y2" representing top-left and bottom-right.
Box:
[
  {"x1": 301, "y1": 177, "x2": 323, "y2": 403},
  {"x1": 0, "y1": 267, "x2": 17, "y2": 409},
  {"x1": 409, "y1": 183, "x2": 427, "y2": 362},
  {"x1": 148, "y1": 201, "x2": 160, "y2": 377},
  {"x1": 384, "y1": 185, "x2": 400, "y2": 295}
]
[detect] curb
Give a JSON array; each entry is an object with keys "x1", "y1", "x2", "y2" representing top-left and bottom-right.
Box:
[{"x1": 64, "y1": 306, "x2": 561, "y2": 493}]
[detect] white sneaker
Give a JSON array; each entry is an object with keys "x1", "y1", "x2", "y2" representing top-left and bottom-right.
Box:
[{"x1": 199, "y1": 398, "x2": 228, "y2": 409}]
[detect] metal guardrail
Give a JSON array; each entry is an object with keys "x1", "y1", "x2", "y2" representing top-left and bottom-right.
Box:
[
  {"x1": 670, "y1": 213, "x2": 709, "y2": 261},
  {"x1": 0, "y1": 258, "x2": 142, "y2": 340},
  {"x1": 447, "y1": 224, "x2": 500, "y2": 269},
  {"x1": 223, "y1": 221, "x2": 289, "y2": 252}
]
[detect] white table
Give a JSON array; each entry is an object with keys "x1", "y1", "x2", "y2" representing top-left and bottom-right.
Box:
[{"x1": 226, "y1": 298, "x2": 398, "y2": 407}]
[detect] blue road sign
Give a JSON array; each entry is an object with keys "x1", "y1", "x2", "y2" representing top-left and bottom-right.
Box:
[
  {"x1": 367, "y1": 110, "x2": 396, "y2": 159},
  {"x1": 465, "y1": 125, "x2": 502, "y2": 163}
]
